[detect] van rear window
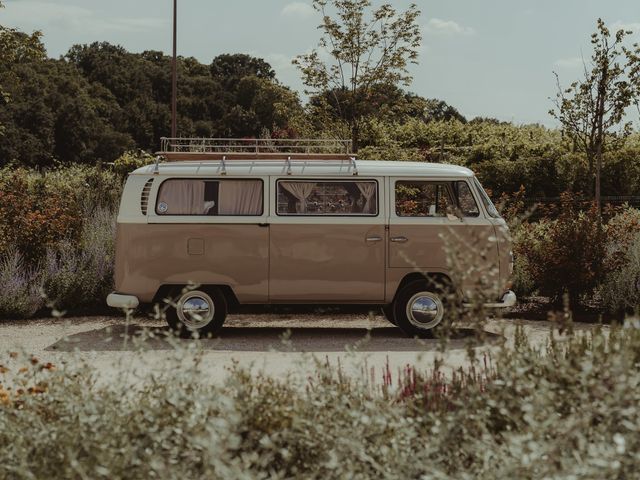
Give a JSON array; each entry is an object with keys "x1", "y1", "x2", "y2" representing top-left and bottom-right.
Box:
[
  {"x1": 156, "y1": 179, "x2": 263, "y2": 216},
  {"x1": 277, "y1": 180, "x2": 378, "y2": 216}
]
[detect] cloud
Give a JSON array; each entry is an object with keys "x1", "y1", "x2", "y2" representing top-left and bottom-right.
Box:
[
  {"x1": 263, "y1": 53, "x2": 296, "y2": 72},
  {"x1": 281, "y1": 2, "x2": 315, "y2": 19},
  {"x1": 424, "y1": 18, "x2": 475, "y2": 36},
  {"x1": 1, "y1": 1, "x2": 167, "y2": 34},
  {"x1": 611, "y1": 21, "x2": 640, "y2": 33},
  {"x1": 553, "y1": 57, "x2": 584, "y2": 69}
]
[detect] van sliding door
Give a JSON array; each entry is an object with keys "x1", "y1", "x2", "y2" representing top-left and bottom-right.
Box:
[{"x1": 268, "y1": 178, "x2": 385, "y2": 302}]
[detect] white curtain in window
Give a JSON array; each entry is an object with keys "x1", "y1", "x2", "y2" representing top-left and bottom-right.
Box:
[
  {"x1": 357, "y1": 182, "x2": 376, "y2": 214},
  {"x1": 280, "y1": 182, "x2": 316, "y2": 213},
  {"x1": 157, "y1": 180, "x2": 205, "y2": 214},
  {"x1": 218, "y1": 180, "x2": 263, "y2": 215}
]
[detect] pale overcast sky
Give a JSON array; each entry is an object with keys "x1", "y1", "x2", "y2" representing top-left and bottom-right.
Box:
[{"x1": 2, "y1": 0, "x2": 639, "y2": 125}]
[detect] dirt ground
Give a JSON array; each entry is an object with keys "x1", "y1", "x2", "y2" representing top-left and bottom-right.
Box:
[{"x1": 0, "y1": 310, "x2": 602, "y2": 385}]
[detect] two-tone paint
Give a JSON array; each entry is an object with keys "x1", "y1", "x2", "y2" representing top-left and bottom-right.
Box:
[{"x1": 109, "y1": 160, "x2": 515, "y2": 309}]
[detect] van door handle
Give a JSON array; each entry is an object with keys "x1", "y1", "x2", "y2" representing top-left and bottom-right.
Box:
[
  {"x1": 365, "y1": 236, "x2": 382, "y2": 242},
  {"x1": 390, "y1": 236, "x2": 408, "y2": 243},
  {"x1": 258, "y1": 223, "x2": 269, "y2": 227}
]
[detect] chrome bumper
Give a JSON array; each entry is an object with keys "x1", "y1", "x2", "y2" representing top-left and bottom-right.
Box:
[
  {"x1": 463, "y1": 290, "x2": 517, "y2": 309},
  {"x1": 106, "y1": 293, "x2": 139, "y2": 309}
]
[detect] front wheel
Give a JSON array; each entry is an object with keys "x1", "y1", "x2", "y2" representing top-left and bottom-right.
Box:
[
  {"x1": 393, "y1": 281, "x2": 447, "y2": 338},
  {"x1": 166, "y1": 288, "x2": 227, "y2": 338}
]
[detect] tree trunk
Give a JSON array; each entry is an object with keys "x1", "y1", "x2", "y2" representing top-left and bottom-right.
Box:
[
  {"x1": 594, "y1": 59, "x2": 608, "y2": 218},
  {"x1": 595, "y1": 145, "x2": 602, "y2": 215},
  {"x1": 351, "y1": 122, "x2": 359, "y2": 154}
]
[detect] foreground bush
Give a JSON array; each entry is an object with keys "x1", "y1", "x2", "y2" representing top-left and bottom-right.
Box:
[{"x1": 0, "y1": 324, "x2": 639, "y2": 478}]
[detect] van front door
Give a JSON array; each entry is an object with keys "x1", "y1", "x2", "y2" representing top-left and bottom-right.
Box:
[
  {"x1": 268, "y1": 178, "x2": 385, "y2": 302},
  {"x1": 388, "y1": 178, "x2": 500, "y2": 298}
]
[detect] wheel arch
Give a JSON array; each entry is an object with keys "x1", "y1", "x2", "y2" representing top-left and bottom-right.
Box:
[
  {"x1": 152, "y1": 284, "x2": 240, "y2": 312},
  {"x1": 389, "y1": 272, "x2": 455, "y2": 305}
]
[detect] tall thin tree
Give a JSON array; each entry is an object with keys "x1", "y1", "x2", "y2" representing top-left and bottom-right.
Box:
[
  {"x1": 550, "y1": 19, "x2": 640, "y2": 213},
  {"x1": 294, "y1": 0, "x2": 421, "y2": 152}
]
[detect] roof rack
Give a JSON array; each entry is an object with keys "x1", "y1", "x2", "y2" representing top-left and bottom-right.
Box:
[
  {"x1": 159, "y1": 137, "x2": 352, "y2": 155},
  {"x1": 154, "y1": 137, "x2": 358, "y2": 175}
]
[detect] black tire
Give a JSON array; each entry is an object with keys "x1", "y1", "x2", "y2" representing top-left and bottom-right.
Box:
[
  {"x1": 392, "y1": 280, "x2": 448, "y2": 338},
  {"x1": 165, "y1": 287, "x2": 227, "y2": 338},
  {"x1": 381, "y1": 304, "x2": 397, "y2": 326}
]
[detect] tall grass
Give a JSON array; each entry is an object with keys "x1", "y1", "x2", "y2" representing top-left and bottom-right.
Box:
[{"x1": 0, "y1": 250, "x2": 41, "y2": 318}]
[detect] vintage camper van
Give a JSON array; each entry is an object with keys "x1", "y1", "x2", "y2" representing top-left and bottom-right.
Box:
[{"x1": 107, "y1": 138, "x2": 515, "y2": 337}]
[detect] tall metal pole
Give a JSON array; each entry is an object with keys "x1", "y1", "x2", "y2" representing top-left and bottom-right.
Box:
[{"x1": 171, "y1": 0, "x2": 177, "y2": 138}]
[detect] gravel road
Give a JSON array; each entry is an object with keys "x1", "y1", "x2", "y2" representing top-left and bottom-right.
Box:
[{"x1": 0, "y1": 310, "x2": 599, "y2": 385}]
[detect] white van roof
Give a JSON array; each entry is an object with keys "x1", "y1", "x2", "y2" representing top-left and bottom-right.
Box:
[{"x1": 131, "y1": 159, "x2": 474, "y2": 178}]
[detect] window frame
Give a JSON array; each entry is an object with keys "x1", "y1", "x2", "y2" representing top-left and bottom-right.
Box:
[
  {"x1": 275, "y1": 178, "x2": 380, "y2": 217},
  {"x1": 154, "y1": 177, "x2": 265, "y2": 217},
  {"x1": 391, "y1": 178, "x2": 484, "y2": 220},
  {"x1": 394, "y1": 180, "x2": 457, "y2": 218},
  {"x1": 453, "y1": 180, "x2": 481, "y2": 218}
]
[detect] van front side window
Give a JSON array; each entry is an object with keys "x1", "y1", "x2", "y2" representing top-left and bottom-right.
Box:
[
  {"x1": 156, "y1": 179, "x2": 263, "y2": 216},
  {"x1": 395, "y1": 181, "x2": 453, "y2": 217},
  {"x1": 277, "y1": 180, "x2": 378, "y2": 216},
  {"x1": 395, "y1": 180, "x2": 480, "y2": 217}
]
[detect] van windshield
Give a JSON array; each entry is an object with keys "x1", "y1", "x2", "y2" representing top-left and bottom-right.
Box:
[{"x1": 472, "y1": 177, "x2": 501, "y2": 219}]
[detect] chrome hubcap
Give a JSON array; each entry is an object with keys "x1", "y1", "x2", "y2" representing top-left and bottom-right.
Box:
[
  {"x1": 406, "y1": 292, "x2": 444, "y2": 329},
  {"x1": 177, "y1": 292, "x2": 214, "y2": 329}
]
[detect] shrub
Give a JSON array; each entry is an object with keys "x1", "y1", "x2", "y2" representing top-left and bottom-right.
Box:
[
  {"x1": 112, "y1": 150, "x2": 156, "y2": 177},
  {"x1": 0, "y1": 168, "x2": 82, "y2": 262},
  {"x1": 1, "y1": 325, "x2": 640, "y2": 478},
  {"x1": 603, "y1": 205, "x2": 640, "y2": 275},
  {"x1": 600, "y1": 234, "x2": 640, "y2": 314},
  {"x1": 0, "y1": 166, "x2": 122, "y2": 263},
  {"x1": 0, "y1": 250, "x2": 43, "y2": 318},
  {"x1": 41, "y1": 207, "x2": 116, "y2": 310},
  {"x1": 513, "y1": 193, "x2": 606, "y2": 308}
]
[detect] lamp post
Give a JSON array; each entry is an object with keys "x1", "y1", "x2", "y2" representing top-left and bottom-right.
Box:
[{"x1": 171, "y1": 0, "x2": 177, "y2": 138}]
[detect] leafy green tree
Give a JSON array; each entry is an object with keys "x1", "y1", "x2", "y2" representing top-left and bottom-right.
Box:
[
  {"x1": 550, "y1": 19, "x2": 640, "y2": 212},
  {"x1": 0, "y1": 1, "x2": 46, "y2": 136},
  {"x1": 294, "y1": 0, "x2": 421, "y2": 151},
  {"x1": 210, "y1": 53, "x2": 275, "y2": 85}
]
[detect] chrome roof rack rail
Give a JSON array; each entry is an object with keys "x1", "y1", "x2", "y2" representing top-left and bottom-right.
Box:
[
  {"x1": 155, "y1": 137, "x2": 357, "y2": 175},
  {"x1": 159, "y1": 137, "x2": 352, "y2": 155}
]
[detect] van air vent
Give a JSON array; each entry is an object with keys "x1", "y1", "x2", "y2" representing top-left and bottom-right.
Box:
[{"x1": 140, "y1": 178, "x2": 154, "y2": 215}]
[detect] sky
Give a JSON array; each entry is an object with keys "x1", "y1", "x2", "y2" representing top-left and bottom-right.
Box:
[{"x1": 2, "y1": 0, "x2": 639, "y2": 126}]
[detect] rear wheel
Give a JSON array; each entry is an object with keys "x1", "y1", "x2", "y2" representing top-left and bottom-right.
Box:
[
  {"x1": 166, "y1": 288, "x2": 227, "y2": 338},
  {"x1": 393, "y1": 280, "x2": 447, "y2": 338}
]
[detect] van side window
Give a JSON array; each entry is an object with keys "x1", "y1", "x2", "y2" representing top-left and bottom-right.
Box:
[
  {"x1": 395, "y1": 181, "x2": 480, "y2": 218},
  {"x1": 277, "y1": 180, "x2": 378, "y2": 216},
  {"x1": 156, "y1": 179, "x2": 263, "y2": 216},
  {"x1": 395, "y1": 181, "x2": 454, "y2": 217},
  {"x1": 454, "y1": 181, "x2": 480, "y2": 217}
]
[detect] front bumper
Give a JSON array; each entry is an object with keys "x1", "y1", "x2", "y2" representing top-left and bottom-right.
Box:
[
  {"x1": 463, "y1": 290, "x2": 517, "y2": 309},
  {"x1": 106, "y1": 293, "x2": 140, "y2": 309}
]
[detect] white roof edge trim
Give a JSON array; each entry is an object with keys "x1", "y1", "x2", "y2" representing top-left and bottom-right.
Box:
[{"x1": 130, "y1": 160, "x2": 474, "y2": 177}]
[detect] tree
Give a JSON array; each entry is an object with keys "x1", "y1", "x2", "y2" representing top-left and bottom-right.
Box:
[
  {"x1": 0, "y1": 0, "x2": 46, "y2": 136},
  {"x1": 550, "y1": 19, "x2": 640, "y2": 212},
  {"x1": 210, "y1": 54, "x2": 275, "y2": 85},
  {"x1": 294, "y1": 0, "x2": 421, "y2": 151}
]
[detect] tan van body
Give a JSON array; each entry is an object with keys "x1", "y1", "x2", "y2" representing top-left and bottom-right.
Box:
[{"x1": 108, "y1": 142, "x2": 515, "y2": 336}]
